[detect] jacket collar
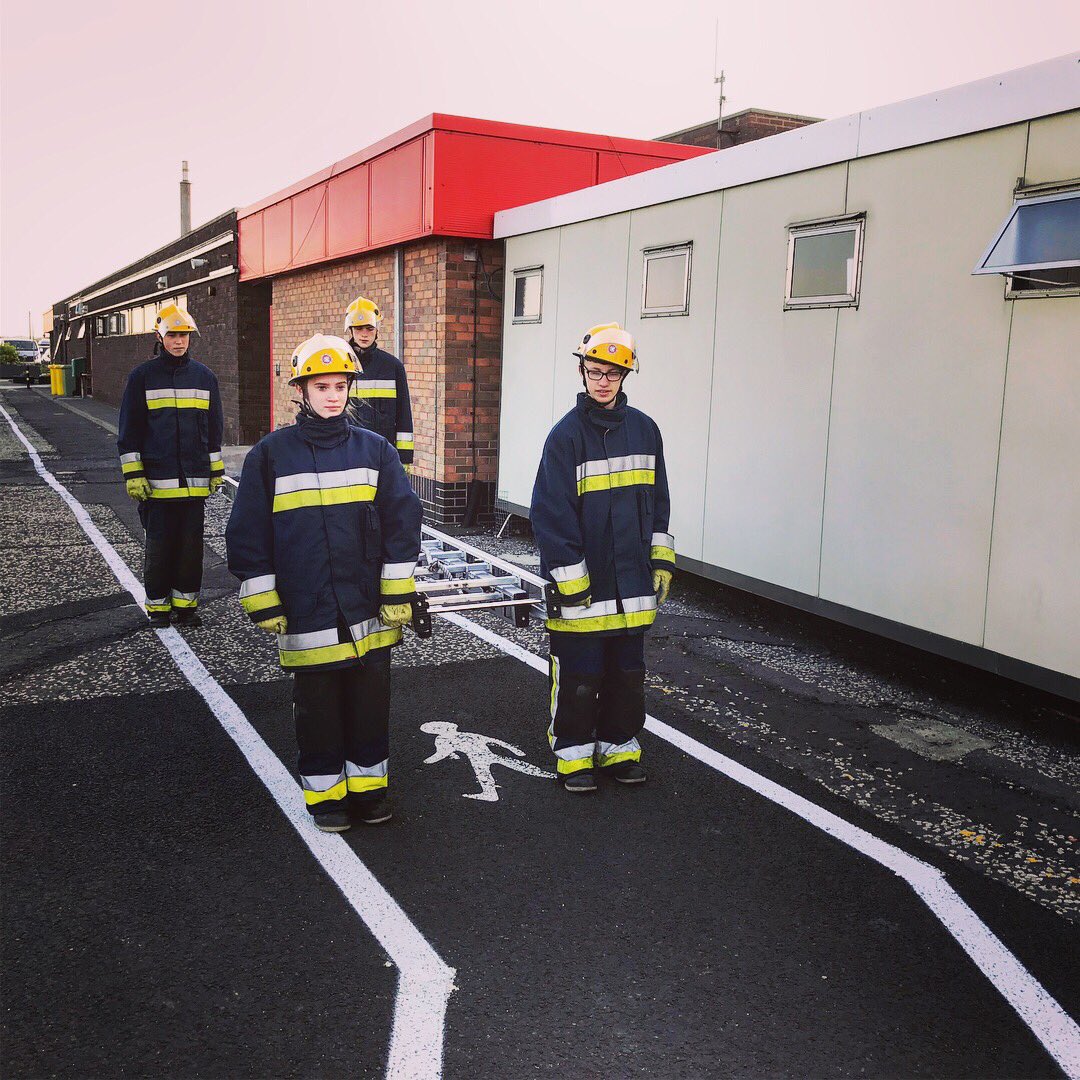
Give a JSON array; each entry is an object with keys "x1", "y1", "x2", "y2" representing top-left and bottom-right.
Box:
[{"x1": 576, "y1": 390, "x2": 627, "y2": 430}]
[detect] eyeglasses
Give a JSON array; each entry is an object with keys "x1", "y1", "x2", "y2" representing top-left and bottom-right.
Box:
[{"x1": 582, "y1": 366, "x2": 626, "y2": 382}]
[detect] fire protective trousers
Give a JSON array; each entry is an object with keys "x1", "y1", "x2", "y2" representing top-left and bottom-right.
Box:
[
  {"x1": 547, "y1": 631, "x2": 645, "y2": 776},
  {"x1": 139, "y1": 499, "x2": 205, "y2": 615},
  {"x1": 292, "y1": 646, "x2": 391, "y2": 816}
]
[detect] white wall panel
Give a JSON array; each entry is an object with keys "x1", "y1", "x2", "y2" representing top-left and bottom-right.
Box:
[
  {"x1": 496, "y1": 230, "x2": 561, "y2": 510},
  {"x1": 549, "y1": 216, "x2": 632, "y2": 431},
  {"x1": 984, "y1": 299, "x2": 1080, "y2": 677},
  {"x1": 624, "y1": 194, "x2": 723, "y2": 562},
  {"x1": 703, "y1": 165, "x2": 848, "y2": 592},
  {"x1": 820, "y1": 126, "x2": 1028, "y2": 642},
  {"x1": 1023, "y1": 110, "x2": 1080, "y2": 184}
]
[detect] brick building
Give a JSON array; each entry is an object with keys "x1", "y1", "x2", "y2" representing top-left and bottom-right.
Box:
[
  {"x1": 50, "y1": 211, "x2": 271, "y2": 445},
  {"x1": 658, "y1": 108, "x2": 820, "y2": 150},
  {"x1": 239, "y1": 113, "x2": 710, "y2": 522}
]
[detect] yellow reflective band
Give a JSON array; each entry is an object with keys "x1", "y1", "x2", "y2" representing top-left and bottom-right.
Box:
[
  {"x1": 396, "y1": 439, "x2": 414, "y2": 450},
  {"x1": 303, "y1": 779, "x2": 348, "y2": 805},
  {"x1": 651, "y1": 546, "x2": 675, "y2": 563},
  {"x1": 150, "y1": 486, "x2": 210, "y2": 499},
  {"x1": 557, "y1": 574, "x2": 590, "y2": 597},
  {"x1": 577, "y1": 469, "x2": 655, "y2": 495},
  {"x1": 346, "y1": 775, "x2": 389, "y2": 794},
  {"x1": 170, "y1": 597, "x2": 198, "y2": 609},
  {"x1": 556, "y1": 756, "x2": 594, "y2": 776},
  {"x1": 210, "y1": 461, "x2": 225, "y2": 475},
  {"x1": 356, "y1": 628, "x2": 401, "y2": 656},
  {"x1": 121, "y1": 460, "x2": 143, "y2": 475},
  {"x1": 350, "y1": 386, "x2": 396, "y2": 399},
  {"x1": 545, "y1": 607, "x2": 657, "y2": 634},
  {"x1": 272, "y1": 485, "x2": 376, "y2": 513},
  {"x1": 597, "y1": 748, "x2": 641, "y2": 768},
  {"x1": 280, "y1": 642, "x2": 359, "y2": 668},
  {"x1": 146, "y1": 398, "x2": 211, "y2": 410},
  {"x1": 380, "y1": 576, "x2": 416, "y2": 596},
  {"x1": 145, "y1": 602, "x2": 171, "y2": 613},
  {"x1": 240, "y1": 590, "x2": 282, "y2": 614}
]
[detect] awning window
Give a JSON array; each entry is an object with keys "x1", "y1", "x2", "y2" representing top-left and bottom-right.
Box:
[{"x1": 973, "y1": 190, "x2": 1080, "y2": 277}]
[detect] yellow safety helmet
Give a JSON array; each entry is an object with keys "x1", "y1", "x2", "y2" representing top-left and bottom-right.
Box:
[
  {"x1": 155, "y1": 302, "x2": 198, "y2": 338},
  {"x1": 573, "y1": 322, "x2": 638, "y2": 372},
  {"x1": 288, "y1": 334, "x2": 357, "y2": 385},
  {"x1": 344, "y1": 295, "x2": 383, "y2": 332}
]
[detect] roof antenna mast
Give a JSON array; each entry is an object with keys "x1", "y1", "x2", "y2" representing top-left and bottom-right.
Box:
[{"x1": 713, "y1": 20, "x2": 727, "y2": 150}]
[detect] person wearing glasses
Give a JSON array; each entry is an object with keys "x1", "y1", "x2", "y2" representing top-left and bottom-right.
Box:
[{"x1": 530, "y1": 323, "x2": 675, "y2": 793}]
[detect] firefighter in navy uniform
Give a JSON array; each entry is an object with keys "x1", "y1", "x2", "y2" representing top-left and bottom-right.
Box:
[
  {"x1": 343, "y1": 295, "x2": 415, "y2": 470},
  {"x1": 531, "y1": 324, "x2": 675, "y2": 793},
  {"x1": 117, "y1": 303, "x2": 224, "y2": 630},
  {"x1": 226, "y1": 334, "x2": 421, "y2": 832}
]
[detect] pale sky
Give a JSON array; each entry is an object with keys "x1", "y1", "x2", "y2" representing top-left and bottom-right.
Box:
[{"x1": 2, "y1": 0, "x2": 1078, "y2": 335}]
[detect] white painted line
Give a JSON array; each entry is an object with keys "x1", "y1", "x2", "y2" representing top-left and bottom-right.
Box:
[
  {"x1": 442, "y1": 610, "x2": 1080, "y2": 1078},
  {"x1": 1, "y1": 403, "x2": 455, "y2": 1080}
]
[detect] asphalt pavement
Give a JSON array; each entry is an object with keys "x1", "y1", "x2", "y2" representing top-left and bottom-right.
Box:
[{"x1": 1, "y1": 385, "x2": 1077, "y2": 1079}]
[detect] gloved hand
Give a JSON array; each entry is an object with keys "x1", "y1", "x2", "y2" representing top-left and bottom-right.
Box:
[
  {"x1": 126, "y1": 477, "x2": 152, "y2": 502},
  {"x1": 379, "y1": 603, "x2": 413, "y2": 629},
  {"x1": 209, "y1": 476, "x2": 223, "y2": 494},
  {"x1": 574, "y1": 595, "x2": 592, "y2": 608},
  {"x1": 653, "y1": 569, "x2": 673, "y2": 606},
  {"x1": 402, "y1": 463, "x2": 413, "y2": 476},
  {"x1": 256, "y1": 615, "x2": 287, "y2": 634}
]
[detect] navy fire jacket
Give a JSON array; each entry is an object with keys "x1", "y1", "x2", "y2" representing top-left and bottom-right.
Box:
[
  {"x1": 531, "y1": 392, "x2": 675, "y2": 636},
  {"x1": 347, "y1": 344, "x2": 414, "y2": 465},
  {"x1": 225, "y1": 418, "x2": 422, "y2": 671},
  {"x1": 117, "y1": 351, "x2": 224, "y2": 497}
]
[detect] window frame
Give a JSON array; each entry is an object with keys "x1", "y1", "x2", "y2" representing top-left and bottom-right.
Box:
[
  {"x1": 107, "y1": 313, "x2": 118, "y2": 336},
  {"x1": 77, "y1": 322, "x2": 86, "y2": 339},
  {"x1": 511, "y1": 266, "x2": 543, "y2": 324},
  {"x1": 784, "y1": 214, "x2": 865, "y2": 311},
  {"x1": 641, "y1": 242, "x2": 692, "y2": 318},
  {"x1": 973, "y1": 188, "x2": 1080, "y2": 299}
]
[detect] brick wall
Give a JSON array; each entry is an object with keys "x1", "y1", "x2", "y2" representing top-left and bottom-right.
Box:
[
  {"x1": 659, "y1": 109, "x2": 819, "y2": 150},
  {"x1": 237, "y1": 281, "x2": 272, "y2": 443}
]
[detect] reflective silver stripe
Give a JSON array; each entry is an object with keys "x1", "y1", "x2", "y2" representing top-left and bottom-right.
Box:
[
  {"x1": 353, "y1": 379, "x2": 396, "y2": 391},
  {"x1": 346, "y1": 759, "x2": 388, "y2": 779},
  {"x1": 145, "y1": 595, "x2": 169, "y2": 606},
  {"x1": 597, "y1": 738, "x2": 641, "y2": 757},
  {"x1": 144, "y1": 387, "x2": 211, "y2": 402},
  {"x1": 550, "y1": 738, "x2": 595, "y2": 763},
  {"x1": 240, "y1": 574, "x2": 276, "y2": 598},
  {"x1": 278, "y1": 628, "x2": 339, "y2": 651},
  {"x1": 551, "y1": 559, "x2": 588, "y2": 583},
  {"x1": 349, "y1": 616, "x2": 394, "y2": 641},
  {"x1": 147, "y1": 476, "x2": 210, "y2": 490},
  {"x1": 187, "y1": 477, "x2": 210, "y2": 489},
  {"x1": 651, "y1": 532, "x2": 674, "y2": 548},
  {"x1": 148, "y1": 477, "x2": 181, "y2": 489},
  {"x1": 171, "y1": 589, "x2": 198, "y2": 601},
  {"x1": 209, "y1": 451, "x2": 223, "y2": 463},
  {"x1": 274, "y1": 468, "x2": 379, "y2": 495},
  {"x1": 396, "y1": 431, "x2": 413, "y2": 441},
  {"x1": 575, "y1": 454, "x2": 655, "y2": 482},
  {"x1": 381, "y1": 560, "x2": 416, "y2": 580},
  {"x1": 120, "y1": 452, "x2": 141, "y2": 465},
  {"x1": 301, "y1": 771, "x2": 346, "y2": 793},
  {"x1": 622, "y1": 594, "x2": 658, "y2": 614},
  {"x1": 556, "y1": 599, "x2": 618, "y2": 621}
]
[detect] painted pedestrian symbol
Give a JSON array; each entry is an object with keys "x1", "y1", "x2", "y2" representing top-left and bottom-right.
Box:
[{"x1": 421, "y1": 721, "x2": 555, "y2": 802}]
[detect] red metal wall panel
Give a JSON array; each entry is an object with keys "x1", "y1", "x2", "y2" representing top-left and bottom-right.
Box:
[
  {"x1": 327, "y1": 164, "x2": 369, "y2": 257},
  {"x1": 292, "y1": 184, "x2": 327, "y2": 266},
  {"x1": 239, "y1": 212, "x2": 264, "y2": 280},
  {"x1": 370, "y1": 137, "x2": 427, "y2": 247},
  {"x1": 432, "y1": 132, "x2": 597, "y2": 237},
  {"x1": 597, "y1": 152, "x2": 686, "y2": 184},
  {"x1": 263, "y1": 200, "x2": 292, "y2": 275}
]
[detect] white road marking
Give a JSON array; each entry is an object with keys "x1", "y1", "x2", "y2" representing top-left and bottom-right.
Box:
[
  {"x1": 440, "y1": 610, "x2": 1080, "y2": 1079},
  {"x1": 421, "y1": 721, "x2": 554, "y2": 801},
  {"x1": 1, "y1": 403, "x2": 455, "y2": 1080}
]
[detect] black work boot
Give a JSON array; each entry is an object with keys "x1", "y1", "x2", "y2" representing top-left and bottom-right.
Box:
[
  {"x1": 353, "y1": 798, "x2": 393, "y2": 825},
  {"x1": 148, "y1": 612, "x2": 171, "y2": 630},
  {"x1": 562, "y1": 770, "x2": 598, "y2": 793},
  {"x1": 610, "y1": 761, "x2": 647, "y2": 785},
  {"x1": 172, "y1": 610, "x2": 202, "y2": 629},
  {"x1": 313, "y1": 810, "x2": 351, "y2": 833}
]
